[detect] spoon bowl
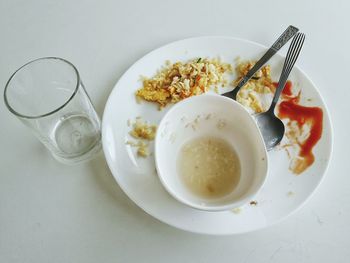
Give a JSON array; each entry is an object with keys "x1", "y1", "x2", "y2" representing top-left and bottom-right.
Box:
[{"x1": 255, "y1": 112, "x2": 285, "y2": 151}]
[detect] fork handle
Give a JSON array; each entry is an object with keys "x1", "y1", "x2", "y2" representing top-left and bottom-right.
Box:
[{"x1": 224, "y1": 25, "x2": 299, "y2": 100}]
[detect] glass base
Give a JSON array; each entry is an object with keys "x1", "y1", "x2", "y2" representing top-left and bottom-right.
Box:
[
  {"x1": 52, "y1": 138, "x2": 102, "y2": 165},
  {"x1": 48, "y1": 113, "x2": 102, "y2": 165}
]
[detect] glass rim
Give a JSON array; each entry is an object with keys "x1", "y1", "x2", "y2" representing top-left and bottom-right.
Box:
[{"x1": 3, "y1": 57, "x2": 81, "y2": 119}]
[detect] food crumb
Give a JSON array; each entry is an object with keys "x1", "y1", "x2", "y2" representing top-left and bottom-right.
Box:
[
  {"x1": 287, "y1": 191, "x2": 295, "y2": 197},
  {"x1": 136, "y1": 141, "x2": 149, "y2": 157},
  {"x1": 216, "y1": 119, "x2": 227, "y2": 130},
  {"x1": 250, "y1": 200, "x2": 258, "y2": 206},
  {"x1": 126, "y1": 140, "x2": 136, "y2": 146},
  {"x1": 126, "y1": 117, "x2": 157, "y2": 157},
  {"x1": 194, "y1": 115, "x2": 200, "y2": 124},
  {"x1": 126, "y1": 140, "x2": 149, "y2": 157},
  {"x1": 129, "y1": 118, "x2": 157, "y2": 140},
  {"x1": 231, "y1": 207, "x2": 242, "y2": 214}
]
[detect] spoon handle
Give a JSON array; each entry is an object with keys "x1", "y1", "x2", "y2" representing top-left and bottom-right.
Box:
[
  {"x1": 223, "y1": 25, "x2": 299, "y2": 100},
  {"x1": 268, "y1": 33, "x2": 306, "y2": 113}
]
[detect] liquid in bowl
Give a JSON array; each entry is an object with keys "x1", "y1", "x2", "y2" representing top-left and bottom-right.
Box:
[{"x1": 177, "y1": 136, "x2": 241, "y2": 199}]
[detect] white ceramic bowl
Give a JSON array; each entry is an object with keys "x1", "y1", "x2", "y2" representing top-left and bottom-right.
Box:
[{"x1": 155, "y1": 94, "x2": 268, "y2": 211}]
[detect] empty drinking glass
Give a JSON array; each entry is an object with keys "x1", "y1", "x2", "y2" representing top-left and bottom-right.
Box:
[{"x1": 4, "y1": 57, "x2": 101, "y2": 164}]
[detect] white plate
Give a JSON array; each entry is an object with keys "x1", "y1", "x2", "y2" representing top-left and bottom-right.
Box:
[{"x1": 102, "y1": 36, "x2": 333, "y2": 235}]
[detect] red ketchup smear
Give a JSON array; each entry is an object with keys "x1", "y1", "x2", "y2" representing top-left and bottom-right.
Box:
[
  {"x1": 273, "y1": 81, "x2": 323, "y2": 174},
  {"x1": 272, "y1": 81, "x2": 293, "y2": 96}
]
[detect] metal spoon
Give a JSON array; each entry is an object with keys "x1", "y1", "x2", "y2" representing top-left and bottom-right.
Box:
[{"x1": 255, "y1": 32, "x2": 305, "y2": 151}]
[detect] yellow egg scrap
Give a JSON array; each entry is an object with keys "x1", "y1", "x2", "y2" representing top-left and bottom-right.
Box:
[
  {"x1": 135, "y1": 58, "x2": 232, "y2": 109},
  {"x1": 126, "y1": 118, "x2": 157, "y2": 157}
]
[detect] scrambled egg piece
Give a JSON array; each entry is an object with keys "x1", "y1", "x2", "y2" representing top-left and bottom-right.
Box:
[
  {"x1": 127, "y1": 118, "x2": 157, "y2": 157},
  {"x1": 136, "y1": 58, "x2": 232, "y2": 108},
  {"x1": 136, "y1": 88, "x2": 170, "y2": 106},
  {"x1": 234, "y1": 61, "x2": 274, "y2": 113},
  {"x1": 129, "y1": 118, "x2": 157, "y2": 140}
]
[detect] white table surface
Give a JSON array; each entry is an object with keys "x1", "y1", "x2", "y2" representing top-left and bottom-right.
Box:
[{"x1": 0, "y1": 0, "x2": 348, "y2": 262}]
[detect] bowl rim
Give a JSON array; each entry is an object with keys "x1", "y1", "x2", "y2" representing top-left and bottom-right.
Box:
[{"x1": 154, "y1": 94, "x2": 269, "y2": 212}]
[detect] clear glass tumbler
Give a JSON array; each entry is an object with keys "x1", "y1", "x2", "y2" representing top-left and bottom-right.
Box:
[{"x1": 4, "y1": 57, "x2": 101, "y2": 164}]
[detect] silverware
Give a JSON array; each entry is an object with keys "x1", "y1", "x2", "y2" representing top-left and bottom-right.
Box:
[
  {"x1": 255, "y1": 32, "x2": 306, "y2": 151},
  {"x1": 222, "y1": 25, "x2": 299, "y2": 100}
]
